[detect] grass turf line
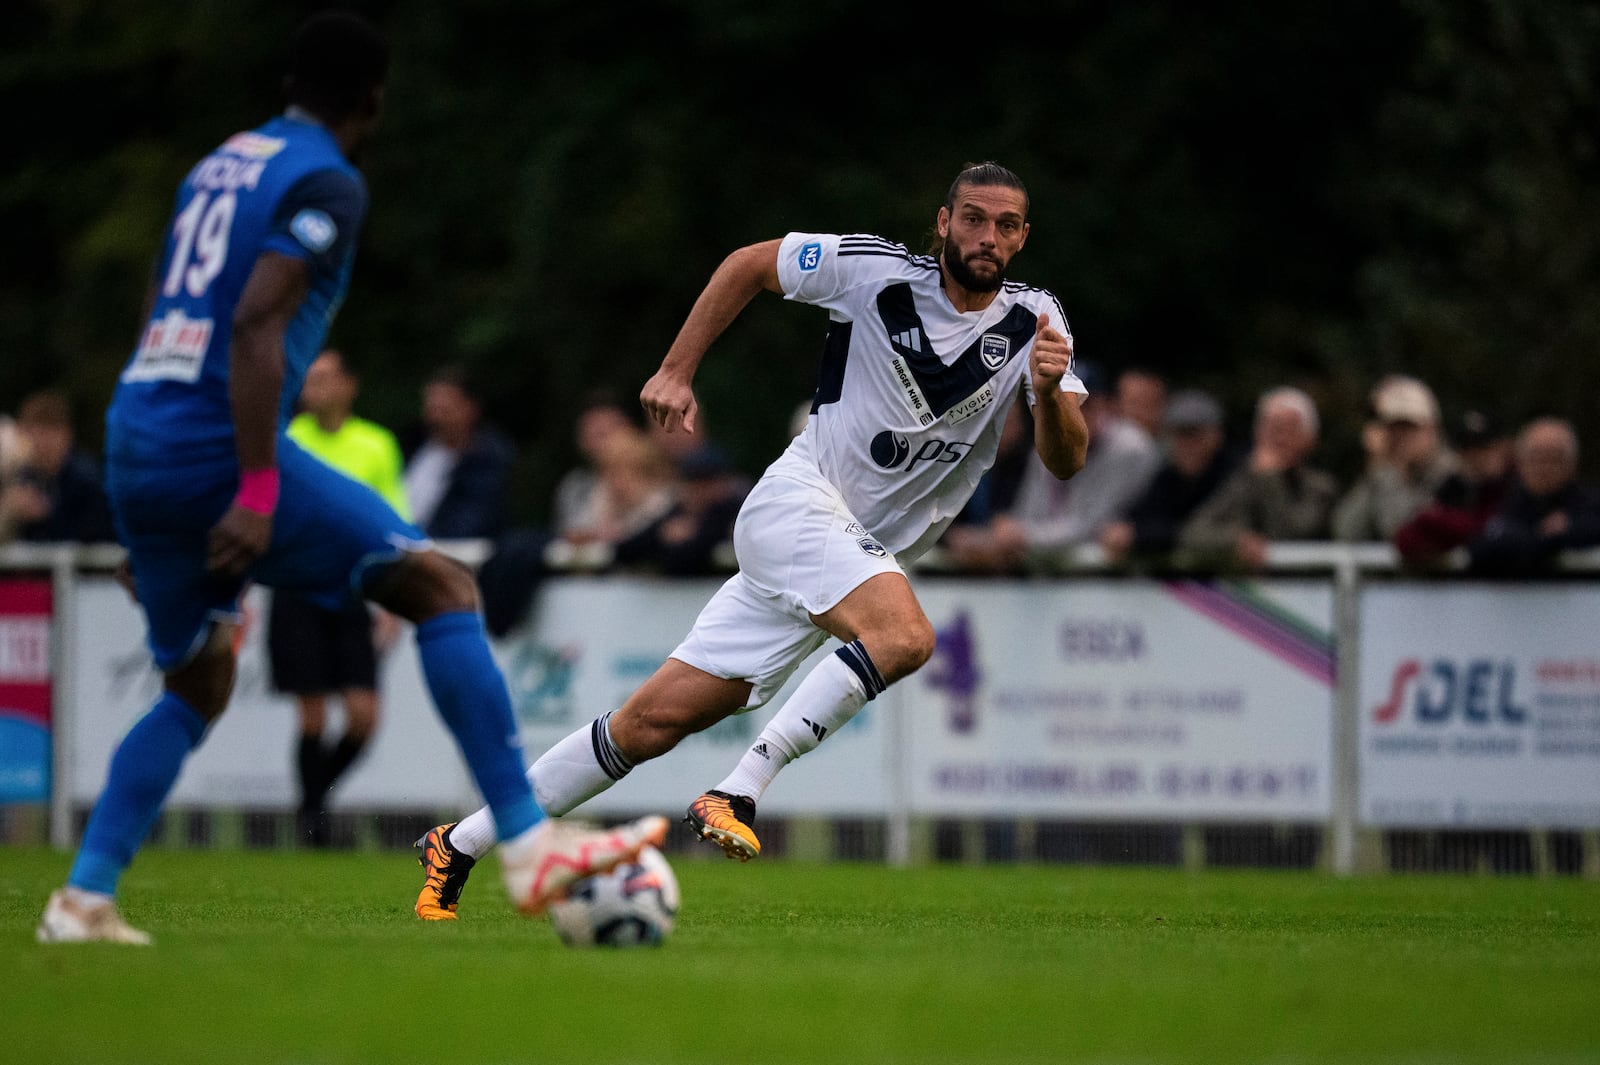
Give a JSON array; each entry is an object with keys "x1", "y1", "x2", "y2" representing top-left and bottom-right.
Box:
[{"x1": 7, "y1": 847, "x2": 1600, "y2": 1065}]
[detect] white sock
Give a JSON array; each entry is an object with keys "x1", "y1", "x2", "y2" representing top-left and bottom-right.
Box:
[
  {"x1": 447, "y1": 805, "x2": 498, "y2": 860},
  {"x1": 714, "y1": 644, "x2": 878, "y2": 803},
  {"x1": 448, "y1": 711, "x2": 633, "y2": 860},
  {"x1": 530, "y1": 710, "x2": 633, "y2": 817}
]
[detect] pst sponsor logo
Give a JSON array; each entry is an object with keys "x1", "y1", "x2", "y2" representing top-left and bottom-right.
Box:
[
  {"x1": 868, "y1": 429, "x2": 973, "y2": 471},
  {"x1": 1372, "y1": 658, "x2": 1528, "y2": 725}
]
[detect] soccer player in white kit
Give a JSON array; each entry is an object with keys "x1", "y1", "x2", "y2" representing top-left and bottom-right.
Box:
[{"x1": 414, "y1": 161, "x2": 1088, "y2": 917}]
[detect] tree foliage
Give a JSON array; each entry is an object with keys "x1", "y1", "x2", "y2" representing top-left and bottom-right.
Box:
[{"x1": 3, "y1": 0, "x2": 1597, "y2": 521}]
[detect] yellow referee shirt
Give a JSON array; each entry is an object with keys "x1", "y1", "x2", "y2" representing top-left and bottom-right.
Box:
[{"x1": 287, "y1": 413, "x2": 411, "y2": 520}]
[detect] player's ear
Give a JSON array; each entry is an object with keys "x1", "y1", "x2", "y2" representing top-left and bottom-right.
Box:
[{"x1": 935, "y1": 205, "x2": 951, "y2": 239}]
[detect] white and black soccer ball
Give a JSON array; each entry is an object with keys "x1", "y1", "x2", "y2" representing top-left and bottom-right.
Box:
[{"x1": 547, "y1": 844, "x2": 680, "y2": 948}]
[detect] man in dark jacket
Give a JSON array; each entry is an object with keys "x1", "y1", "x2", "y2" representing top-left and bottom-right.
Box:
[
  {"x1": 401, "y1": 364, "x2": 517, "y2": 539},
  {"x1": 1393, "y1": 408, "x2": 1514, "y2": 565},
  {"x1": 6, "y1": 389, "x2": 115, "y2": 543},
  {"x1": 1099, "y1": 388, "x2": 1235, "y2": 569},
  {"x1": 1467, "y1": 417, "x2": 1600, "y2": 576}
]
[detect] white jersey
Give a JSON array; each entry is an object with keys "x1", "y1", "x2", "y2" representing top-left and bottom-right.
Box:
[{"x1": 766, "y1": 231, "x2": 1087, "y2": 562}]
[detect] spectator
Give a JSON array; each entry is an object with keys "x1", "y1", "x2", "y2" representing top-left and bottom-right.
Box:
[
  {"x1": 1178, "y1": 385, "x2": 1338, "y2": 571},
  {"x1": 1466, "y1": 417, "x2": 1600, "y2": 577},
  {"x1": 265, "y1": 349, "x2": 407, "y2": 846},
  {"x1": 1099, "y1": 388, "x2": 1235, "y2": 568},
  {"x1": 1332, "y1": 375, "x2": 1458, "y2": 542},
  {"x1": 943, "y1": 359, "x2": 1161, "y2": 571},
  {"x1": 476, "y1": 428, "x2": 679, "y2": 637},
  {"x1": 0, "y1": 415, "x2": 29, "y2": 545},
  {"x1": 551, "y1": 389, "x2": 640, "y2": 537},
  {"x1": 613, "y1": 443, "x2": 750, "y2": 575},
  {"x1": 402, "y1": 363, "x2": 517, "y2": 539},
  {"x1": 559, "y1": 426, "x2": 678, "y2": 549},
  {"x1": 1114, "y1": 367, "x2": 1167, "y2": 438},
  {"x1": 1393, "y1": 408, "x2": 1514, "y2": 566},
  {"x1": 4, "y1": 389, "x2": 115, "y2": 543}
]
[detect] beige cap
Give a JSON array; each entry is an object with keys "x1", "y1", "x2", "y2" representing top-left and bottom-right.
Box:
[{"x1": 1373, "y1": 377, "x2": 1438, "y2": 426}]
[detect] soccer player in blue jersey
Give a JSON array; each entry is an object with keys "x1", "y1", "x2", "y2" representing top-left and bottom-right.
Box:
[{"x1": 37, "y1": 12, "x2": 663, "y2": 944}]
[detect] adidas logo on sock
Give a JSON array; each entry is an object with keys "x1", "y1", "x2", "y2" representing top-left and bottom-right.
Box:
[
  {"x1": 752, "y1": 742, "x2": 769, "y2": 760},
  {"x1": 802, "y1": 717, "x2": 828, "y2": 741}
]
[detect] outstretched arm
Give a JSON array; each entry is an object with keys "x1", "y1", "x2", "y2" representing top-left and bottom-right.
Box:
[
  {"x1": 640, "y1": 239, "x2": 784, "y2": 435},
  {"x1": 1029, "y1": 313, "x2": 1089, "y2": 479},
  {"x1": 206, "y1": 251, "x2": 307, "y2": 578}
]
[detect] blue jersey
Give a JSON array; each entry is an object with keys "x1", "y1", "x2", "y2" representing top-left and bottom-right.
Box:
[{"x1": 106, "y1": 113, "x2": 367, "y2": 469}]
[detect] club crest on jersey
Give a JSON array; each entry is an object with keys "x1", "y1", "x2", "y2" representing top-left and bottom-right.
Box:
[
  {"x1": 290, "y1": 209, "x2": 338, "y2": 254},
  {"x1": 856, "y1": 536, "x2": 888, "y2": 557},
  {"x1": 979, "y1": 333, "x2": 1010, "y2": 370},
  {"x1": 798, "y1": 241, "x2": 822, "y2": 272}
]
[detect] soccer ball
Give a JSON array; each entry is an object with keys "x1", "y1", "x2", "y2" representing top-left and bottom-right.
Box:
[{"x1": 547, "y1": 844, "x2": 680, "y2": 948}]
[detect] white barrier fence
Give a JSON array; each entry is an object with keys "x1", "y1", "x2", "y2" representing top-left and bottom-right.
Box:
[{"x1": 4, "y1": 541, "x2": 1599, "y2": 871}]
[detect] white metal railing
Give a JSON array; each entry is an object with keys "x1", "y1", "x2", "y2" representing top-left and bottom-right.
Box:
[{"x1": 7, "y1": 539, "x2": 1600, "y2": 871}]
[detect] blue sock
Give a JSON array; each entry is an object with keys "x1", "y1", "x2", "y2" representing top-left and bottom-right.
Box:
[
  {"x1": 68, "y1": 692, "x2": 208, "y2": 896},
  {"x1": 415, "y1": 611, "x2": 542, "y2": 840}
]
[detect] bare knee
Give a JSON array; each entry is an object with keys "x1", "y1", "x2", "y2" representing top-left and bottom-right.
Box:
[
  {"x1": 342, "y1": 690, "x2": 379, "y2": 740},
  {"x1": 609, "y1": 702, "x2": 691, "y2": 762},
  {"x1": 165, "y1": 625, "x2": 238, "y2": 721},
  {"x1": 365, "y1": 550, "x2": 479, "y2": 623},
  {"x1": 862, "y1": 616, "x2": 937, "y2": 684},
  {"x1": 296, "y1": 695, "x2": 327, "y2": 735}
]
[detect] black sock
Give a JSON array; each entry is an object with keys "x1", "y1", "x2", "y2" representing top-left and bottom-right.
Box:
[
  {"x1": 320, "y1": 734, "x2": 368, "y2": 796},
  {"x1": 296, "y1": 733, "x2": 326, "y2": 811}
]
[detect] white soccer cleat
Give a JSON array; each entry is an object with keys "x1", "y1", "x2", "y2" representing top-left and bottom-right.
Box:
[
  {"x1": 36, "y1": 888, "x2": 153, "y2": 945},
  {"x1": 499, "y1": 814, "x2": 669, "y2": 916}
]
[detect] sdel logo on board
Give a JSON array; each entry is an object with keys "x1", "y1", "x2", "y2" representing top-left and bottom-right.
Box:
[{"x1": 1371, "y1": 658, "x2": 1528, "y2": 726}]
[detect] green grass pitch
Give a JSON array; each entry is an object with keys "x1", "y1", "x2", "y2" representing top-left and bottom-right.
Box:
[{"x1": 7, "y1": 846, "x2": 1600, "y2": 1064}]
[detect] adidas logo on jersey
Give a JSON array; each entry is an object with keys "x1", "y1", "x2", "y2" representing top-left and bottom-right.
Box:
[{"x1": 891, "y1": 327, "x2": 924, "y2": 353}]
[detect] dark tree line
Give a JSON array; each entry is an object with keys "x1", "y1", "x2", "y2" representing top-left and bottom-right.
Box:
[{"x1": 3, "y1": 0, "x2": 1597, "y2": 522}]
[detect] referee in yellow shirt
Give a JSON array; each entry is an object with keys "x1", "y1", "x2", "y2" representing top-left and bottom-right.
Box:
[{"x1": 268, "y1": 348, "x2": 410, "y2": 847}]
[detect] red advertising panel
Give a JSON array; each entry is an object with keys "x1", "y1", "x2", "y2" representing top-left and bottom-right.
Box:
[{"x1": 0, "y1": 578, "x2": 52, "y2": 802}]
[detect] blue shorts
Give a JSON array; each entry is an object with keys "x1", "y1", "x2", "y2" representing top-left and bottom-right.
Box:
[{"x1": 107, "y1": 438, "x2": 429, "y2": 671}]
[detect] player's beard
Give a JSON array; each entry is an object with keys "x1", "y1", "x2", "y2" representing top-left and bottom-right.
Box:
[{"x1": 942, "y1": 241, "x2": 1006, "y2": 293}]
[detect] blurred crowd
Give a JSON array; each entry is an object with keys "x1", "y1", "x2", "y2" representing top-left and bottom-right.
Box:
[
  {"x1": 941, "y1": 364, "x2": 1600, "y2": 579},
  {"x1": 5, "y1": 362, "x2": 1599, "y2": 597}
]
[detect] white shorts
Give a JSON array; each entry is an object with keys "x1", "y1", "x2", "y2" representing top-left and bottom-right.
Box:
[{"x1": 668, "y1": 471, "x2": 906, "y2": 709}]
